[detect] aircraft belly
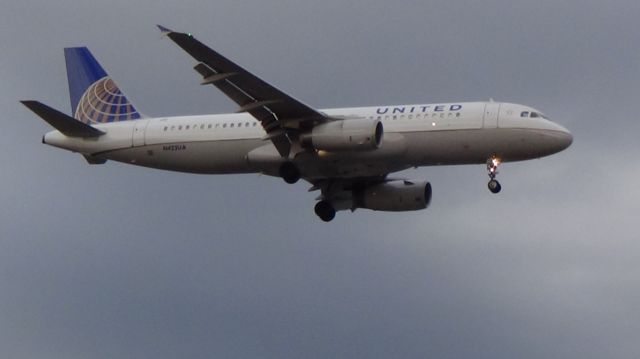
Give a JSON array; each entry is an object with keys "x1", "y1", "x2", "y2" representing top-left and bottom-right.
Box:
[
  {"x1": 404, "y1": 128, "x2": 560, "y2": 165},
  {"x1": 301, "y1": 161, "x2": 410, "y2": 179},
  {"x1": 102, "y1": 139, "x2": 262, "y2": 174}
]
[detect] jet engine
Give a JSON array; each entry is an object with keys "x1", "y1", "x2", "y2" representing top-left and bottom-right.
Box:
[
  {"x1": 301, "y1": 118, "x2": 383, "y2": 152},
  {"x1": 357, "y1": 180, "x2": 432, "y2": 212}
]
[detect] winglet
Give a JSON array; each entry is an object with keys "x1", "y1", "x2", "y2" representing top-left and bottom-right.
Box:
[
  {"x1": 21, "y1": 100, "x2": 105, "y2": 138},
  {"x1": 157, "y1": 24, "x2": 174, "y2": 35}
]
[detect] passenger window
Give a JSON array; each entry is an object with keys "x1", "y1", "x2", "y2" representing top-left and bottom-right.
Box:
[
  {"x1": 245, "y1": 122, "x2": 250, "y2": 127},
  {"x1": 163, "y1": 126, "x2": 168, "y2": 131},
  {"x1": 215, "y1": 124, "x2": 220, "y2": 128},
  {"x1": 223, "y1": 123, "x2": 227, "y2": 128},
  {"x1": 178, "y1": 125, "x2": 182, "y2": 130},
  {"x1": 253, "y1": 122, "x2": 257, "y2": 127},
  {"x1": 230, "y1": 123, "x2": 234, "y2": 128},
  {"x1": 201, "y1": 124, "x2": 205, "y2": 129},
  {"x1": 208, "y1": 124, "x2": 212, "y2": 129}
]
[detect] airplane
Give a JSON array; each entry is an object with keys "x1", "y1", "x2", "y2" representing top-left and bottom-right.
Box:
[{"x1": 22, "y1": 26, "x2": 573, "y2": 222}]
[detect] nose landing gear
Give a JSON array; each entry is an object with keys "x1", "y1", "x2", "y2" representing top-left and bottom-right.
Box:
[{"x1": 487, "y1": 157, "x2": 502, "y2": 194}]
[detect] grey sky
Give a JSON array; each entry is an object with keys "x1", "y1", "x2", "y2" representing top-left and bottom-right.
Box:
[{"x1": 2, "y1": 1, "x2": 639, "y2": 358}]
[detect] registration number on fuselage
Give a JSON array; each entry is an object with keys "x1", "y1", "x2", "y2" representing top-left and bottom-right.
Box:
[{"x1": 163, "y1": 144, "x2": 187, "y2": 151}]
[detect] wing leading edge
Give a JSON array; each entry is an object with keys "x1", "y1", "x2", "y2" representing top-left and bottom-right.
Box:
[{"x1": 158, "y1": 25, "x2": 328, "y2": 157}]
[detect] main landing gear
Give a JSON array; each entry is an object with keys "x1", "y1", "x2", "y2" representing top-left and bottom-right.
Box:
[
  {"x1": 279, "y1": 162, "x2": 301, "y2": 184},
  {"x1": 487, "y1": 157, "x2": 502, "y2": 194},
  {"x1": 314, "y1": 200, "x2": 336, "y2": 222}
]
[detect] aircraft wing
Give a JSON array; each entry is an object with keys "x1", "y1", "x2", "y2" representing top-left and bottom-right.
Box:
[{"x1": 159, "y1": 25, "x2": 328, "y2": 157}]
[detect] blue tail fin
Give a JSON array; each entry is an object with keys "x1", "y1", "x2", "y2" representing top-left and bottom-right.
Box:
[{"x1": 64, "y1": 47, "x2": 142, "y2": 124}]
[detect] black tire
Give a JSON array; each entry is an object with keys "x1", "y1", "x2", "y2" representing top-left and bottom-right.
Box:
[
  {"x1": 279, "y1": 162, "x2": 300, "y2": 184},
  {"x1": 488, "y1": 180, "x2": 502, "y2": 194},
  {"x1": 314, "y1": 201, "x2": 336, "y2": 222}
]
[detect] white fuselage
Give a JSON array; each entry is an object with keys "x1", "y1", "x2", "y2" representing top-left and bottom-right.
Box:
[{"x1": 43, "y1": 101, "x2": 573, "y2": 179}]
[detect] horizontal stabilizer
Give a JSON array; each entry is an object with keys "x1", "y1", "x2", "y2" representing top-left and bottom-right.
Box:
[{"x1": 21, "y1": 100, "x2": 105, "y2": 137}]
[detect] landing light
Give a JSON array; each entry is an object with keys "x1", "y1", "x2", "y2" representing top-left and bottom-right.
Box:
[{"x1": 489, "y1": 158, "x2": 501, "y2": 174}]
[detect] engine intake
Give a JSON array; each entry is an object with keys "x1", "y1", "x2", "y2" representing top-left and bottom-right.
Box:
[
  {"x1": 302, "y1": 118, "x2": 383, "y2": 152},
  {"x1": 357, "y1": 180, "x2": 432, "y2": 212}
]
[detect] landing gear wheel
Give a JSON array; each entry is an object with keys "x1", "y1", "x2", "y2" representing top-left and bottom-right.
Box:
[
  {"x1": 314, "y1": 201, "x2": 336, "y2": 222},
  {"x1": 279, "y1": 162, "x2": 300, "y2": 184},
  {"x1": 488, "y1": 179, "x2": 502, "y2": 194},
  {"x1": 486, "y1": 156, "x2": 502, "y2": 194}
]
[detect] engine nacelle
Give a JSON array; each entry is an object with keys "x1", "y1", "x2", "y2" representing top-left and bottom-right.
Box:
[
  {"x1": 301, "y1": 118, "x2": 383, "y2": 152},
  {"x1": 357, "y1": 180, "x2": 432, "y2": 212}
]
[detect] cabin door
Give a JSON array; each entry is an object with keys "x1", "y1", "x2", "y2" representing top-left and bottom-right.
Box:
[
  {"x1": 132, "y1": 119, "x2": 148, "y2": 147},
  {"x1": 483, "y1": 102, "x2": 500, "y2": 128}
]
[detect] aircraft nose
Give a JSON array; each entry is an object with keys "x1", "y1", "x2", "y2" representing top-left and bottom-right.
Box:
[
  {"x1": 555, "y1": 124, "x2": 573, "y2": 151},
  {"x1": 541, "y1": 122, "x2": 573, "y2": 155}
]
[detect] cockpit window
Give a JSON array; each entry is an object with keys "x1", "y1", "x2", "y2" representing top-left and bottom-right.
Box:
[{"x1": 520, "y1": 111, "x2": 548, "y2": 119}]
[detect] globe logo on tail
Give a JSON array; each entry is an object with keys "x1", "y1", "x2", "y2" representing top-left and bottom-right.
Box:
[{"x1": 74, "y1": 77, "x2": 141, "y2": 124}]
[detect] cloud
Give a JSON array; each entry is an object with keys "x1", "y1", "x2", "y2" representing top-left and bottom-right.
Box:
[{"x1": 1, "y1": 1, "x2": 639, "y2": 358}]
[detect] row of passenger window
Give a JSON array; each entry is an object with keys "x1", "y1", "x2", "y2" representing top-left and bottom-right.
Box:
[
  {"x1": 368, "y1": 112, "x2": 461, "y2": 121},
  {"x1": 162, "y1": 111, "x2": 463, "y2": 132},
  {"x1": 163, "y1": 121, "x2": 259, "y2": 132}
]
